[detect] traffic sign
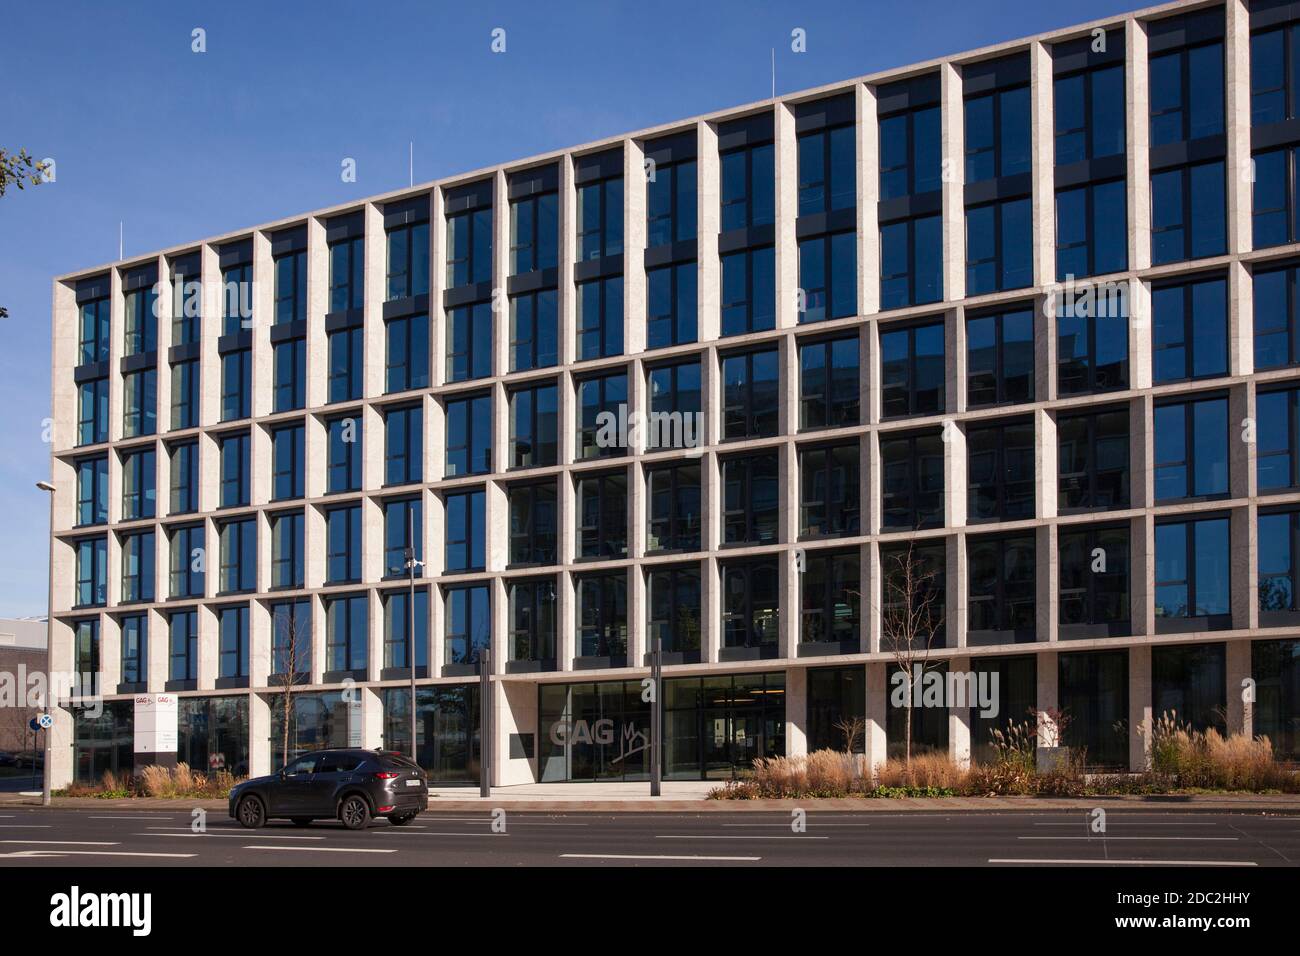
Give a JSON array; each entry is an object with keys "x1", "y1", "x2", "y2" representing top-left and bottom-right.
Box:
[{"x1": 38, "y1": 713, "x2": 53, "y2": 730}]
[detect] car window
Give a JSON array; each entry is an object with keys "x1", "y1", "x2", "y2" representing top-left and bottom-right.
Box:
[
  {"x1": 283, "y1": 755, "x2": 320, "y2": 776},
  {"x1": 318, "y1": 753, "x2": 364, "y2": 773}
]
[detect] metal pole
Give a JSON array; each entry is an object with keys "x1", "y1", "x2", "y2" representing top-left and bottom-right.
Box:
[
  {"x1": 407, "y1": 508, "x2": 417, "y2": 765},
  {"x1": 40, "y1": 482, "x2": 54, "y2": 807},
  {"x1": 479, "y1": 647, "x2": 491, "y2": 798},
  {"x1": 651, "y1": 635, "x2": 662, "y2": 797}
]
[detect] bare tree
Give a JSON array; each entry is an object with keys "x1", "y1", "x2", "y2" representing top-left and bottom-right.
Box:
[
  {"x1": 270, "y1": 608, "x2": 309, "y2": 770},
  {"x1": 879, "y1": 543, "x2": 946, "y2": 766}
]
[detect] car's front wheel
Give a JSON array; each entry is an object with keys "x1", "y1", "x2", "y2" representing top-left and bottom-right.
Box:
[
  {"x1": 339, "y1": 795, "x2": 370, "y2": 830},
  {"x1": 388, "y1": 812, "x2": 418, "y2": 826},
  {"x1": 236, "y1": 795, "x2": 266, "y2": 829}
]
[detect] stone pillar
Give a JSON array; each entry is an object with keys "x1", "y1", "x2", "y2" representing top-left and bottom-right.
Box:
[
  {"x1": 940, "y1": 62, "x2": 965, "y2": 304},
  {"x1": 865, "y1": 661, "x2": 888, "y2": 774},
  {"x1": 249, "y1": 691, "x2": 272, "y2": 777},
  {"x1": 949, "y1": 654, "x2": 971, "y2": 768},
  {"x1": 1128, "y1": 643, "x2": 1152, "y2": 772},
  {"x1": 1225, "y1": 638, "x2": 1253, "y2": 738},
  {"x1": 1224, "y1": 0, "x2": 1253, "y2": 256},
  {"x1": 1125, "y1": 22, "x2": 1151, "y2": 273},
  {"x1": 785, "y1": 666, "x2": 808, "y2": 758}
]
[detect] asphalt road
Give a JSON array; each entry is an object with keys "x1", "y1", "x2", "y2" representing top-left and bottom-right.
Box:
[{"x1": 0, "y1": 806, "x2": 1296, "y2": 867}]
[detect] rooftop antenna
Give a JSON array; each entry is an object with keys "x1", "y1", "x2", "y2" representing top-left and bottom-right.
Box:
[
  {"x1": 409, "y1": 141, "x2": 414, "y2": 188},
  {"x1": 771, "y1": 48, "x2": 775, "y2": 98}
]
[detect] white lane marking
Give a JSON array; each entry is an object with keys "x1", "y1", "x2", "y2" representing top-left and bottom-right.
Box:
[
  {"x1": 655, "y1": 834, "x2": 828, "y2": 841},
  {"x1": 242, "y1": 845, "x2": 397, "y2": 854},
  {"x1": 374, "y1": 830, "x2": 499, "y2": 837},
  {"x1": 137, "y1": 832, "x2": 325, "y2": 841},
  {"x1": 1018, "y1": 836, "x2": 1238, "y2": 841},
  {"x1": 561, "y1": 853, "x2": 761, "y2": 862},
  {"x1": 721, "y1": 823, "x2": 871, "y2": 828},
  {"x1": 0, "y1": 825, "x2": 52, "y2": 829},
  {"x1": 0, "y1": 850, "x2": 196, "y2": 859},
  {"x1": 990, "y1": 858, "x2": 1258, "y2": 867},
  {"x1": 88, "y1": 815, "x2": 178, "y2": 820},
  {"x1": 1032, "y1": 822, "x2": 1220, "y2": 827},
  {"x1": 0, "y1": 839, "x2": 117, "y2": 846}
]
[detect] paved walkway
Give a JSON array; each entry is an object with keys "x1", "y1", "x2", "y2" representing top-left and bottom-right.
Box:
[{"x1": 4, "y1": 784, "x2": 1300, "y2": 813}]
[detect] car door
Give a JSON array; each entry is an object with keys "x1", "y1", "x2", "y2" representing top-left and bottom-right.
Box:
[
  {"x1": 272, "y1": 754, "x2": 321, "y2": 815},
  {"x1": 306, "y1": 752, "x2": 349, "y2": 815}
]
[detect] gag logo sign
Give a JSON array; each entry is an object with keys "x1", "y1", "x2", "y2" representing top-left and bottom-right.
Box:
[{"x1": 549, "y1": 718, "x2": 614, "y2": 746}]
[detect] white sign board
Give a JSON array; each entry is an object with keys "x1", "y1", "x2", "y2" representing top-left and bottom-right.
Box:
[{"x1": 133, "y1": 693, "x2": 179, "y2": 754}]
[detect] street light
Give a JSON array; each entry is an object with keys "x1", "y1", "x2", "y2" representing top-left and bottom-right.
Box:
[{"x1": 36, "y1": 480, "x2": 55, "y2": 807}]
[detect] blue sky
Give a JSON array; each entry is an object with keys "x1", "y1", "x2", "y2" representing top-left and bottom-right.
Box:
[{"x1": 0, "y1": 0, "x2": 1138, "y2": 616}]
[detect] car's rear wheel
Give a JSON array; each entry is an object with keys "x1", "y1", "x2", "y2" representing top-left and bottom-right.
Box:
[
  {"x1": 236, "y1": 795, "x2": 266, "y2": 829},
  {"x1": 291, "y1": 817, "x2": 313, "y2": 827},
  {"x1": 388, "y1": 812, "x2": 418, "y2": 826},
  {"x1": 339, "y1": 795, "x2": 370, "y2": 830}
]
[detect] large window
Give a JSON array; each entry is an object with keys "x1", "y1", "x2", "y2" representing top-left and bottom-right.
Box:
[
  {"x1": 75, "y1": 456, "x2": 108, "y2": 526},
  {"x1": 1151, "y1": 161, "x2": 1226, "y2": 264},
  {"x1": 879, "y1": 101, "x2": 940, "y2": 200},
  {"x1": 646, "y1": 462, "x2": 701, "y2": 552},
  {"x1": 1153, "y1": 643, "x2": 1226, "y2": 733},
  {"x1": 326, "y1": 594, "x2": 368, "y2": 674},
  {"x1": 329, "y1": 235, "x2": 364, "y2": 312},
  {"x1": 510, "y1": 190, "x2": 558, "y2": 276},
  {"x1": 78, "y1": 295, "x2": 110, "y2": 365},
  {"x1": 721, "y1": 558, "x2": 780, "y2": 651},
  {"x1": 720, "y1": 246, "x2": 775, "y2": 336},
  {"x1": 576, "y1": 276, "x2": 624, "y2": 360},
  {"x1": 444, "y1": 489, "x2": 486, "y2": 572},
  {"x1": 1055, "y1": 180, "x2": 1127, "y2": 280},
  {"x1": 123, "y1": 284, "x2": 156, "y2": 356},
  {"x1": 120, "y1": 615, "x2": 147, "y2": 686},
  {"x1": 577, "y1": 470, "x2": 628, "y2": 559},
  {"x1": 880, "y1": 320, "x2": 944, "y2": 418},
  {"x1": 122, "y1": 369, "x2": 157, "y2": 438},
  {"x1": 171, "y1": 359, "x2": 199, "y2": 429},
  {"x1": 881, "y1": 541, "x2": 947, "y2": 647},
  {"x1": 1252, "y1": 146, "x2": 1300, "y2": 248},
  {"x1": 647, "y1": 360, "x2": 701, "y2": 451},
  {"x1": 800, "y1": 443, "x2": 860, "y2": 538},
  {"x1": 508, "y1": 578, "x2": 557, "y2": 665},
  {"x1": 798, "y1": 121, "x2": 855, "y2": 214},
  {"x1": 75, "y1": 536, "x2": 106, "y2": 607},
  {"x1": 577, "y1": 173, "x2": 624, "y2": 261},
  {"x1": 799, "y1": 336, "x2": 859, "y2": 431},
  {"x1": 1154, "y1": 516, "x2": 1230, "y2": 622},
  {"x1": 1253, "y1": 639, "x2": 1300, "y2": 761},
  {"x1": 274, "y1": 248, "x2": 307, "y2": 324},
  {"x1": 1055, "y1": 61, "x2": 1125, "y2": 164},
  {"x1": 218, "y1": 604, "x2": 249, "y2": 680},
  {"x1": 647, "y1": 565, "x2": 701, "y2": 655},
  {"x1": 1257, "y1": 387, "x2": 1300, "y2": 492},
  {"x1": 169, "y1": 610, "x2": 198, "y2": 683},
  {"x1": 722, "y1": 452, "x2": 779, "y2": 545},
  {"x1": 221, "y1": 261, "x2": 252, "y2": 335},
  {"x1": 1259, "y1": 509, "x2": 1300, "y2": 614},
  {"x1": 577, "y1": 572, "x2": 628, "y2": 659},
  {"x1": 383, "y1": 685, "x2": 480, "y2": 782},
  {"x1": 445, "y1": 393, "x2": 492, "y2": 476},
  {"x1": 508, "y1": 482, "x2": 557, "y2": 566},
  {"x1": 218, "y1": 518, "x2": 256, "y2": 594},
  {"x1": 384, "y1": 404, "x2": 423, "y2": 486},
  {"x1": 120, "y1": 447, "x2": 156, "y2": 521},
  {"x1": 510, "y1": 290, "x2": 558, "y2": 371},
  {"x1": 326, "y1": 505, "x2": 362, "y2": 584},
  {"x1": 1056, "y1": 298, "x2": 1128, "y2": 395},
  {"x1": 646, "y1": 263, "x2": 697, "y2": 350},
  {"x1": 880, "y1": 429, "x2": 944, "y2": 531},
  {"x1": 722, "y1": 348, "x2": 779, "y2": 440},
  {"x1": 647, "y1": 157, "x2": 697, "y2": 246},
  {"x1": 446, "y1": 302, "x2": 493, "y2": 382},
  {"x1": 444, "y1": 584, "x2": 490, "y2": 667},
  {"x1": 577, "y1": 372, "x2": 627, "y2": 460},
  {"x1": 965, "y1": 82, "x2": 1030, "y2": 183},
  {"x1": 386, "y1": 219, "x2": 430, "y2": 300},
  {"x1": 270, "y1": 511, "x2": 304, "y2": 590},
  {"x1": 966, "y1": 418, "x2": 1035, "y2": 522},
  {"x1": 1152, "y1": 276, "x2": 1228, "y2": 383},
  {"x1": 385, "y1": 313, "x2": 429, "y2": 393},
  {"x1": 326, "y1": 416, "x2": 361, "y2": 493},
  {"x1": 1150, "y1": 37, "x2": 1223, "y2": 145},
  {"x1": 1254, "y1": 264, "x2": 1300, "y2": 370},
  {"x1": 327, "y1": 326, "x2": 363, "y2": 403},
  {"x1": 169, "y1": 524, "x2": 204, "y2": 598},
  {"x1": 273, "y1": 339, "x2": 305, "y2": 413},
  {"x1": 809, "y1": 666, "x2": 867, "y2": 753},
  {"x1": 217, "y1": 432, "x2": 248, "y2": 510},
  {"x1": 271, "y1": 424, "x2": 304, "y2": 501},
  {"x1": 880, "y1": 215, "x2": 943, "y2": 309},
  {"x1": 799, "y1": 231, "x2": 856, "y2": 322},
  {"x1": 721, "y1": 139, "x2": 774, "y2": 230},
  {"x1": 446, "y1": 205, "x2": 493, "y2": 288},
  {"x1": 1153, "y1": 395, "x2": 1229, "y2": 501},
  {"x1": 72, "y1": 618, "x2": 99, "y2": 678},
  {"x1": 120, "y1": 530, "x2": 155, "y2": 603},
  {"x1": 169, "y1": 441, "x2": 198, "y2": 514},
  {"x1": 966, "y1": 198, "x2": 1032, "y2": 294},
  {"x1": 383, "y1": 588, "x2": 428, "y2": 671},
  {"x1": 1059, "y1": 524, "x2": 1130, "y2": 634},
  {"x1": 382, "y1": 497, "x2": 422, "y2": 579},
  {"x1": 1058, "y1": 407, "x2": 1129, "y2": 511},
  {"x1": 801, "y1": 550, "x2": 860, "y2": 646},
  {"x1": 77, "y1": 378, "x2": 108, "y2": 446},
  {"x1": 967, "y1": 307, "x2": 1034, "y2": 407},
  {"x1": 1058, "y1": 650, "x2": 1128, "y2": 770},
  {"x1": 508, "y1": 382, "x2": 558, "y2": 468},
  {"x1": 967, "y1": 533, "x2": 1036, "y2": 639}
]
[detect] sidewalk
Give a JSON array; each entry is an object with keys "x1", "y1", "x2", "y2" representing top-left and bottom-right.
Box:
[{"x1": 4, "y1": 783, "x2": 1300, "y2": 813}]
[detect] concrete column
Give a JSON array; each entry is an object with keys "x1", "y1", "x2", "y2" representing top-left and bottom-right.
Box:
[
  {"x1": 945, "y1": 418, "x2": 967, "y2": 529},
  {"x1": 1229, "y1": 382, "x2": 1253, "y2": 501},
  {"x1": 558, "y1": 155, "x2": 577, "y2": 368},
  {"x1": 866, "y1": 431, "x2": 883, "y2": 535},
  {"x1": 785, "y1": 666, "x2": 808, "y2": 757},
  {"x1": 946, "y1": 533, "x2": 967, "y2": 650},
  {"x1": 249, "y1": 691, "x2": 272, "y2": 777},
  {"x1": 1129, "y1": 643, "x2": 1152, "y2": 772},
  {"x1": 862, "y1": 318, "x2": 880, "y2": 425},
  {"x1": 865, "y1": 660, "x2": 888, "y2": 774},
  {"x1": 774, "y1": 101, "x2": 799, "y2": 330},
  {"x1": 627, "y1": 562, "x2": 646, "y2": 668},
  {"x1": 1129, "y1": 277, "x2": 1152, "y2": 391},
  {"x1": 1131, "y1": 512, "x2": 1155, "y2": 637},
  {"x1": 865, "y1": 541, "x2": 882, "y2": 654},
  {"x1": 556, "y1": 568, "x2": 575, "y2": 672},
  {"x1": 251, "y1": 232, "x2": 274, "y2": 419},
  {"x1": 624, "y1": 138, "x2": 647, "y2": 356},
  {"x1": 366, "y1": 588, "x2": 383, "y2": 681},
  {"x1": 494, "y1": 679, "x2": 539, "y2": 785},
  {"x1": 1035, "y1": 407, "x2": 1058, "y2": 519},
  {"x1": 1225, "y1": 638, "x2": 1253, "y2": 738},
  {"x1": 701, "y1": 555, "x2": 720, "y2": 664},
  {"x1": 947, "y1": 306, "x2": 966, "y2": 415},
  {"x1": 430, "y1": 187, "x2": 449, "y2": 385},
  {"x1": 310, "y1": 594, "x2": 326, "y2": 685},
  {"x1": 107, "y1": 268, "x2": 124, "y2": 444},
  {"x1": 1224, "y1": 0, "x2": 1253, "y2": 256},
  {"x1": 1035, "y1": 523, "x2": 1056, "y2": 643},
  {"x1": 99, "y1": 615, "x2": 122, "y2": 692},
  {"x1": 1035, "y1": 648, "x2": 1059, "y2": 748},
  {"x1": 940, "y1": 62, "x2": 965, "y2": 304},
  {"x1": 147, "y1": 608, "x2": 168, "y2": 693},
  {"x1": 305, "y1": 218, "x2": 329, "y2": 409},
  {"x1": 779, "y1": 546, "x2": 799, "y2": 659},
  {"x1": 1131, "y1": 394, "x2": 1154, "y2": 510},
  {"x1": 1230, "y1": 505, "x2": 1257, "y2": 632},
  {"x1": 50, "y1": 280, "x2": 79, "y2": 453},
  {"x1": 949, "y1": 654, "x2": 971, "y2": 768},
  {"x1": 858, "y1": 83, "x2": 880, "y2": 317},
  {"x1": 363, "y1": 203, "x2": 386, "y2": 399},
  {"x1": 493, "y1": 170, "x2": 510, "y2": 377},
  {"x1": 1126, "y1": 22, "x2": 1151, "y2": 273},
  {"x1": 698, "y1": 120, "x2": 721, "y2": 343},
  {"x1": 249, "y1": 599, "x2": 271, "y2": 687},
  {"x1": 361, "y1": 685, "x2": 384, "y2": 750},
  {"x1": 1228, "y1": 258, "x2": 1254, "y2": 379},
  {"x1": 199, "y1": 245, "x2": 222, "y2": 429},
  {"x1": 196, "y1": 603, "x2": 218, "y2": 691},
  {"x1": 1029, "y1": 42, "x2": 1056, "y2": 288}
]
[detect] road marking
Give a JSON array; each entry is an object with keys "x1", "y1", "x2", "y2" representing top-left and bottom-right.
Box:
[
  {"x1": 89, "y1": 814, "x2": 178, "y2": 820},
  {"x1": 1018, "y1": 836, "x2": 1238, "y2": 841},
  {"x1": 0, "y1": 850, "x2": 196, "y2": 859},
  {"x1": 137, "y1": 832, "x2": 325, "y2": 841},
  {"x1": 655, "y1": 834, "x2": 828, "y2": 841},
  {"x1": 721, "y1": 823, "x2": 871, "y2": 828},
  {"x1": 374, "y1": 830, "x2": 499, "y2": 837},
  {"x1": 561, "y1": 853, "x2": 761, "y2": 862},
  {"x1": 242, "y1": 845, "x2": 397, "y2": 854},
  {"x1": 1032, "y1": 822, "x2": 1219, "y2": 827},
  {"x1": 990, "y1": 858, "x2": 1257, "y2": 867},
  {"x1": 0, "y1": 825, "x2": 52, "y2": 829},
  {"x1": 0, "y1": 839, "x2": 117, "y2": 846}
]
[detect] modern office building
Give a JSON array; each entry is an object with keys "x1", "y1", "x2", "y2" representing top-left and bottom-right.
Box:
[
  {"x1": 0, "y1": 618, "x2": 48, "y2": 754},
  {"x1": 44, "y1": 0, "x2": 1300, "y2": 788}
]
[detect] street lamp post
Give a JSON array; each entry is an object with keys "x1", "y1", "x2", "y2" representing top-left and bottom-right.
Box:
[{"x1": 36, "y1": 480, "x2": 55, "y2": 807}]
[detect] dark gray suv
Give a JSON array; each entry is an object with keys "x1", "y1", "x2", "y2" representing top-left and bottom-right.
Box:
[{"x1": 229, "y1": 749, "x2": 428, "y2": 830}]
